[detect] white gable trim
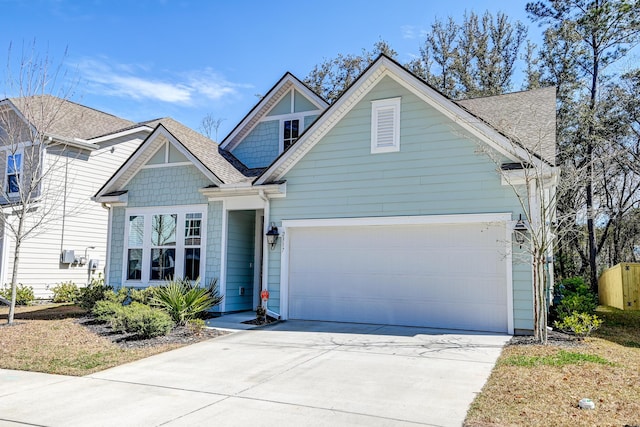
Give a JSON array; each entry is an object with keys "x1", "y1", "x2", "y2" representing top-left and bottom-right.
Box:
[
  {"x1": 255, "y1": 57, "x2": 549, "y2": 185},
  {"x1": 94, "y1": 125, "x2": 222, "y2": 199},
  {"x1": 220, "y1": 74, "x2": 328, "y2": 151}
]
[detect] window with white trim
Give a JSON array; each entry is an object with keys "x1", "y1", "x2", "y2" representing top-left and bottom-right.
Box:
[
  {"x1": 124, "y1": 206, "x2": 206, "y2": 284},
  {"x1": 371, "y1": 97, "x2": 401, "y2": 153},
  {"x1": 6, "y1": 152, "x2": 22, "y2": 194},
  {"x1": 283, "y1": 119, "x2": 299, "y2": 151}
]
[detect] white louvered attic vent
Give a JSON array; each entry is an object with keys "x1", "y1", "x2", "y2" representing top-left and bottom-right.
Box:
[{"x1": 371, "y1": 97, "x2": 400, "y2": 153}]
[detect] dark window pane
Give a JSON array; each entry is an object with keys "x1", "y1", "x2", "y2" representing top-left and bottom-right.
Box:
[
  {"x1": 7, "y1": 174, "x2": 19, "y2": 193},
  {"x1": 150, "y1": 248, "x2": 175, "y2": 280},
  {"x1": 291, "y1": 119, "x2": 299, "y2": 138},
  {"x1": 284, "y1": 121, "x2": 291, "y2": 139},
  {"x1": 127, "y1": 249, "x2": 142, "y2": 280},
  {"x1": 184, "y1": 248, "x2": 200, "y2": 280}
]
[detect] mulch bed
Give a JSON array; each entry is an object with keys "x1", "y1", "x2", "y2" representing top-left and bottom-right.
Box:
[
  {"x1": 76, "y1": 316, "x2": 228, "y2": 350},
  {"x1": 508, "y1": 329, "x2": 583, "y2": 347},
  {"x1": 242, "y1": 315, "x2": 278, "y2": 326}
]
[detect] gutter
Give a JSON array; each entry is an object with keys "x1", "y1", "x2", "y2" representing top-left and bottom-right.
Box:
[{"x1": 46, "y1": 134, "x2": 100, "y2": 151}]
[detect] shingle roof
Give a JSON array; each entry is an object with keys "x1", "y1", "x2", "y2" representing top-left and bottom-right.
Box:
[
  {"x1": 156, "y1": 118, "x2": 250, "y2": 184},
  {"x1": 8, "y1": 95, "x2": 134, "y2": 140},
  {"x1": 456, "y1": 87, "x2": 556, "y2": 165}
]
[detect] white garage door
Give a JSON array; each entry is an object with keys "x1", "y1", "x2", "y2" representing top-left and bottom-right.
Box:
[{"x1": 287, "y1": 221, "x2": 509, "y2": 333}]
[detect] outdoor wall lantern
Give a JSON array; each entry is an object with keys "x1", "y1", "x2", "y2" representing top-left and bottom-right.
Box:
[
  {"x1": 513, "y1": 214, "x2": 528, "y2": 247},
  {"x1": 266, "y1": 223, "x2": 280, "y2": 249}
]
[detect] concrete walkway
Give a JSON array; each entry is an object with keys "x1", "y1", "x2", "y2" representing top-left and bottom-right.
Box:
[{"x1": 0, "y1": 321, "x2": 509, "y2": 427}]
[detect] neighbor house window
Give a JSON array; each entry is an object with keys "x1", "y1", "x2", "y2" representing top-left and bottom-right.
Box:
[
  {"x1": 283, "y1": 119, "x2": 299, "y2": 151},
  {"x1": 6, "y1": 152, "x2": 22, "y2": 194},
  {"x1": 124, "y1": 206, "x2": 206, "y2": 284},
  {"x1": 371, "y1": 97, "x2": 401, "y2": 154}
]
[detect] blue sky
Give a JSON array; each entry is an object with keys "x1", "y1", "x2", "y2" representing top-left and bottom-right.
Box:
[{"x1": 1, "y1": 0, "x2": 539, "y2": 139}]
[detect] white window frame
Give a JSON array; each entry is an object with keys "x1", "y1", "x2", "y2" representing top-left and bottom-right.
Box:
[
  {"x1": 122, "y1": 205, "x2": 207, "y2": 286},
  {"x1": 278, "y1": 115, "x2": 306, "y2": 153},
  {"x1": 5, "y1": 149, "x2": 23, "y2": 195},
  {"x1": 371, "y1": 97, "x2": 401, "y2": 154}
]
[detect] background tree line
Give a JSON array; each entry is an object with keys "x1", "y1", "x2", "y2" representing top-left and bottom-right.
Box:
[{"x1": 304, "y1": 0, "x2": 640, "y2": 293}]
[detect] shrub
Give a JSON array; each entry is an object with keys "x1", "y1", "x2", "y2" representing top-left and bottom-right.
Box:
[
  {"x1": 0, "y1": 284, "x2": 35, "y2": 305},
  {"x1": 51, "y1": 281, "x2": 79, "y2": 303},
  {"x1": 110, "y1": 303, "x2": 173, "y2": 338},
  {"x1": 152, "y1": 278, "x2": 223, "y2": 325},
  {"x1": 92, "y1": 300, "x2": 124, "y2": 323},
  {"x1": 554, "y1": 312, "x2": 603, "y2": 338},
  {"x1": 76, "y1": 275, "x2": 111, "y2": 310},
  {"x1": 552, "y1": 276, "x2": 597, "y2": 321},
  {"x1": 102, "y1": 288, "x2": 129, "y2": 304},
  {"x1": 129, "y1": 287, "x2": 155, "y2": 305},
  {"x1": 186, "y1": 318, "x2": 206, "y2": 335}
]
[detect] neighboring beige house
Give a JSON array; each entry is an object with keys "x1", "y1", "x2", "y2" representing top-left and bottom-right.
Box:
[{"x1": 0, "y1": 95, "x2": 156, "y2": 298}]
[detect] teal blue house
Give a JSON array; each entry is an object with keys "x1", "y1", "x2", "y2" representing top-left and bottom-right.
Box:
[{"x1": 95, "y1": 55, "x2": 557, "y2": 334}]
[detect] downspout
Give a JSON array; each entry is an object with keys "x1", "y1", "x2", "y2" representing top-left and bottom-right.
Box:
[
  {"x1": 59, "y1": 155, "x2": 68, "y2": 256},
  {"x1": 258, "y1": 189, "x2": 279, "y2": 319},
  {"x1": 101, "y1": 203, "x2": 112, "y2": 286}
]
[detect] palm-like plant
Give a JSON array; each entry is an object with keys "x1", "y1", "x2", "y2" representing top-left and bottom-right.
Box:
[{"x1": 152, "y1": 278, "x2": 222, "y2": 325}]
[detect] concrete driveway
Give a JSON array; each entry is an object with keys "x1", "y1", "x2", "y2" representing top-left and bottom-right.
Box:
[{"x1": 0, "y1": 321, "x2": 509, "y2": 427}]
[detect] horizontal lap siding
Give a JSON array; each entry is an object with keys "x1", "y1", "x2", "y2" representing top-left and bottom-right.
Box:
[
  {"x1": 2, "y1": 135, "x2": 143, "y2": 298},
  {"x1": 268, "y1": 75, "x2": 533, "y2": 329}
]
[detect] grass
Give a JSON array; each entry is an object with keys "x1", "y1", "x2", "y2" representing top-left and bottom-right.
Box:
[
  {"x1": 0, "y1": 303, "x2": 206, "y2": 376},
  {"x1": 465, "y1": 307, "x2": 640, "y2": 427},
  {"x1": 500, "y1": 349, "x2": 613, "y2": 367}
]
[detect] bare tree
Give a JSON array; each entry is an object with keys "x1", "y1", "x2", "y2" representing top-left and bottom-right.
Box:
[
  {"x1": 199, "y1": 114, "x2": 225, "y2": 141},
  {"x1": 0, "y1": 42, "x2": 77, "y2": 323}
]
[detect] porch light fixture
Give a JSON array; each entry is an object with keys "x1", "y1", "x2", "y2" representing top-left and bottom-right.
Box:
[
  {"x1": 266, "y1": 223, "x2": 280, "y2": 249},
  {"x1": 513, "y1": 214, "x2": 528, "y2": 247}
]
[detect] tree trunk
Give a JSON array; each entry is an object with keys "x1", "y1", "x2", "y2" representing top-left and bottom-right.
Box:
[
  {"x1": 586, "y1": 35, "x2": 600, "y2": 293},
  {"x1": 7, "y1": 215, "x2": 25, "y2": 325},
  {"x1": 533, "y1": 250, "x2": 548, "y2": 344}
]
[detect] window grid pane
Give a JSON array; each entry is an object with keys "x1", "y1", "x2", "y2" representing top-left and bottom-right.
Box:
[
  {"x1": 128, "y1": 215, "x2": 144, "y2": 247},
  {"x1": 151, "y1": 214, "x2": 177, "y2": 246},
  {"x1": 184, "y1": 248, "x2": 200, "y2": 281},
  {"x1": 127, "y1": 249, "x2": 143, "y2": 280},
  {"x1": 150, "y1": 248, "x2": 175, "y2": 281}
]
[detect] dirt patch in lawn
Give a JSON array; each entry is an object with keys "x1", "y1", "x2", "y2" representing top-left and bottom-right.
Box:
[
  {"x1": 0, "y1": 304, "x2": 228, "y2": 376},
  {"x1": 465, "y1": 309, "x2": 640, "y2": 427}
]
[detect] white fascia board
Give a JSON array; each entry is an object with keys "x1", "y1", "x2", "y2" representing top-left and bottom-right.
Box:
[
  {"x1": 219, "y1": 78, "x2": 294, "y2": 150},
  {"x1": 378, "y1": 61, "x2": 546, "y2": 168},
  {"x1": 95, "y1": 126, "x2": 222, "y2": 198},
  {"x1": 255, "y1": 66, "x2": 387, "y2": 185},
  {"x1": 46, "y1": 134, "x2": 99, "y2": 151},
  {"x1": 92, "y1": 193, "x2": 128, "y2": 205},
  {"x1": 500, "y1": 166, "x2": 560, "y2": 187},
  {"x1": 257, "y1": 57, "x2": 549, "y2": 185},
  {"x1": 200, "y1": 182, "x2": 286, "y2": 200},
  {"x1": 154, "y1": 127, "x2": 223, "y2": 185},
  {"x1": 220, "y1": 74, "x2": 328, "y2": 151}
]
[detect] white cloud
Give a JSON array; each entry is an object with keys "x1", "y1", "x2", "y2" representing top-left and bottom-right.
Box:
[
  {"x1": 402, "y1": 25, "x2": 429, "y2": 41},
  {"x1": 74, "y1": 58, "x2": 245, "y2": 105},
  {"x1": 401, "y1": 25, "x2": 417, "y2": 39}
]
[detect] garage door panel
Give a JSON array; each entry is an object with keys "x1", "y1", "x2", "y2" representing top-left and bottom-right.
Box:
[{"x1": 287, "y1": 222, "x2": 509, "y2": 333}]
